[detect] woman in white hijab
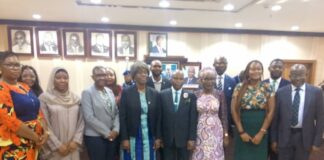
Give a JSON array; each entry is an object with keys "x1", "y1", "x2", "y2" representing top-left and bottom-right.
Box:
[{"x1": 39, "y1": 67, "x2": 84, "y2": 160}]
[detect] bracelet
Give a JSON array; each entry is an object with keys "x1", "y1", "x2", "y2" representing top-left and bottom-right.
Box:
[
  {"x1": 239, "y1": 131, "x2": 245, "y2": 135},
  {"x1": 260, "y1": 128, "x2": 267, "y2": 134}
]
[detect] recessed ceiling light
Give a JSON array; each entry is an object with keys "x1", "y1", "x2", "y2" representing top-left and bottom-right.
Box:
[
  {"x1": 101, "y1": 17, "x2": 109, "y2": 23},
  {"x1": 159, "y1": 0, "x2": 170, "y2": 8},
  {"x1": 291, "y1": 25, "x2": 300, "y2": 31},
  {"x1": 32, "y1": 14, "x2": 41, "y2": 20},
  {"x1": 271, "y1": 5, "x2": 282, "y2": 11},
  {"x1": 224, "y1": 3, "x2": 235, "y2": 11},
  {"x1": 235, "y1": 23, "x2": 243, "y2": 28},
  {"x1": 90, "y1": 0, "x2": 102, "y2": 4},
  {"x1": 170, "y1": 20, "x2": 177, "y2": 26}
]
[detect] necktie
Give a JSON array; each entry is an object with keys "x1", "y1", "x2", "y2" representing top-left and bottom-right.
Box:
[
  {"x1": 291, "y1": 88, "x2": 300, "y2": 126},
  {"x1": 217, "y1": 76, "x2": 223, "y2": 90},
  {"x1": 271, "y1": 80, "x2": 277, "y2": 91},
  {"x1": 174, "y1": 91, "x2": 179, "y2": 112}
]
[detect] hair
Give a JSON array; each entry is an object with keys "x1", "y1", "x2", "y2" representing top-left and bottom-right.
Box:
[
  {"x1": 130, "y1": 61, "x2": 150, "y2": 79},
  {"x1": 0, "y1": 51, "x2": 18, "y2": 65},
  {"x1": 269, "y1": 58, "x2": 284, "y2": 66},
  {"x1": 235, "y1": 60, "x2": 264, "y2": 111},
  {"x1": 92, "y1": 66, "x2": 105, "y2": 75},
  {"x1": 18, "y1": 65, "x2": 43, "y2": 97},
  {"x1": 156, "y1": 35, "x2": 163, "y2": 42},
  {"x1": 198, "y1": 67, "x2": 216, "y2": 79},
  {"x1": 106, "y1": 67, "x2": 121, "y2": 96},
  {"x1": 121, "y1": 34, "x2": 131, "y2": 42},
  {"x1": 55, "y1": 68, "x2": 68, "y2": 75}
]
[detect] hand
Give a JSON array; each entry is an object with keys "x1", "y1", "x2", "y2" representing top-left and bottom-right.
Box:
[
  {"x1": 223, "y1": 135, "x2": 229, "y2": 147},
  {"x1": 68, "y1": 141, "x2": 79, "y2": 152},
  {"x1": 240, "y1": 132, "x2": 252, "y2": 142},
  {"x1": 122, "y1": 140, "x2": 130, "y2": 152},
  {"x1": 251, "y1": 132, "x2": 264, "y2": 145},
  {"x1": 108, "y1": 131, "x2": 118, "y2": 141},
  {"x1": 187, "y1": 140, "x2": 195, "y2": 151},
  {"x1": 311, "y1": 145, "x2": 321, "y2": 153},
  {"x1": 271, "y1": 142, "x2": 278, "y2": 153},
  {"x1": 153, "y1": 139, "x2": 161, "y2": 150},
  {"x1": 57, "y1": 144, "x2": 69, "y2": 156},
  {"x1": 36, "y1": 132, "x2": 49, "y2": 148}
]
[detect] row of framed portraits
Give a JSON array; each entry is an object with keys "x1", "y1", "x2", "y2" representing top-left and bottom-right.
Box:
[{"x1": 8, "y1": 26, "x2": 168, "y2": 60}]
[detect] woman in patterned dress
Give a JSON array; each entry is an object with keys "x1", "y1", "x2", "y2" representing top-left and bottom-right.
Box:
[
  {"x1": 231, "y1": 60, "x2": 275, "y2": 160},
  {"x1": 0, "y1": 52, "x2": 48, "y2": 159},
  {"x1": 192, "y1": 67, "x2": 228, "y2": 160}
]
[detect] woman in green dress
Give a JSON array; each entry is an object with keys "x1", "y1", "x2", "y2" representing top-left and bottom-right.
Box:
[{"x1": 231, "y1": 60, "x2": 275, "y2": 160}]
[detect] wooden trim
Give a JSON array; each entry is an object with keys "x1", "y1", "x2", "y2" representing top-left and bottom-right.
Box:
[
  {"x1": 1, "y1": 19, "x2": 324, "y2": 37},
  {"x1": 282, "y1": 59, "x2": 316, "y2": 84}
]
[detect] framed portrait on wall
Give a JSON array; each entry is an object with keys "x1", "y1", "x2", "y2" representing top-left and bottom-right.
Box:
[
  {"x1": 148, "y1": 32, "x2": 167, "y2": 57},
  {"x1": 63, "y1": 29, "x2": 86, "y2": 57},
  {"x1": 8, "y1": 26, "x2": 34, "y2": 55},
  {"x1": 161, "y1": 61, "x2": 179, "y2": 79},
  {"x1": 35, "y1": 28, "x2": 61, "y2": 57},
  {"x1": 115, "y1": 31, "x2": 137, "y2": 60},
  {"x1": 182, "y1": 62, "x2": 201, "y2": 90},
  {"x1": 88, "y1": 30, "x2": 112, "y2": 59}
]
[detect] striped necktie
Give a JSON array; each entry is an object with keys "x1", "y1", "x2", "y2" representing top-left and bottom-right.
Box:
[
  {"x1": 217, "y1": 76, "x2": 223, "y2": 90},
  {"x1": 291, "y1": 87, "x2": 300, "y2": 126}
]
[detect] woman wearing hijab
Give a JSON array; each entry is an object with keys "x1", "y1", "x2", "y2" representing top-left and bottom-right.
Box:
[{"x1": 39, "y1": 67, "x2": 84, "y2": 160}]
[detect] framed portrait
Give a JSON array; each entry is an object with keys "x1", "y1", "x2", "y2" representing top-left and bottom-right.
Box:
[
  {"x1": 35, "y1": 28, "x2": 61, "y2": 57},
  {"x1": 182, "y1": 62, "x2": 202, "y2": 78},
  {"x1": 88, "y1": 30, "x2": 112, "y2": 59},
  {"x1": 8, "y1": 26, "x2": 34, "y2": 55},
  {"x1": 161, "y1": 61, "x2": 179, "y2": 79},
  {"x1": 63, "y1": 29, "x2": 86, "y2": 58},
  {"x1": 148, "y1": 32, "x2": 167, "y2": 57},
  {"x1": 115, "y1": 31, "x2": 137, "y2": 61}
]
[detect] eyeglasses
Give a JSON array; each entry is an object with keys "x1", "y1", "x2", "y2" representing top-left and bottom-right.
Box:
[{"x1": 2, "y1": 63, "x2": 22, "y2": 69}]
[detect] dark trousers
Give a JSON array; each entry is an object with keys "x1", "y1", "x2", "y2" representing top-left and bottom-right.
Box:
[
  {"x1": 85, "y1": 135, "x2": 117, "y2": 160},
  {"x1": 278, "y1": 129, "x2": 310, "y2": 160},
  {"x1": 162, "y1": 140, "x2": 190, "y2": 160}
]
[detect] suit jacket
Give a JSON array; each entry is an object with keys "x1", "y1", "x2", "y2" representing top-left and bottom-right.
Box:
[
  {"x1": 146, "y1": 76, "x2": 172, "y2": 91},
  {"x1": 40, "y1": 43, "x2": 58, "y2": 52},
  {"x1": 271, "y1": 84, "x2": 324, "y2": 149},
  {"x1": 150, "y1": 46, "x2": 167, "y2": 57},
  {"x1": 81, "y1": 85, "x2": 119, "y2": 137},
  {"x1": 119, "y1": 85, "x2": 161, "y2": 141},
  {"x1": 91, "y1": 44, "x2": 109, "y2": 53},
  {"x1": 215, "y1": 74, "x2": 236, "y2": 128},
  {"x1": 263, "y1": 78, "x2": 290, "y2": 90},
  {"x1": 160, "y1": 88, "x2": 198, "y2": 147},
  {"x1": 184, "y1": 77, "x2": 198, "y2": 84},
  {"x1": 117, "y1": 47, "x2": 134, "y2": 55}
]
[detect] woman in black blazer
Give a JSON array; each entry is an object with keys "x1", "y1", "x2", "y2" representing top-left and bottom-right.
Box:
[{"x1": 119, "y1": 61, "x2": 161, "y2": 160}]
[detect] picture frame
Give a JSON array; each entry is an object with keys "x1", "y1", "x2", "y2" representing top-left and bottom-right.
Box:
[
  {"x1": 63, "y1": 29, "x2": 86, "y2": 58},
  {"x1": 182, "y1": 62, "x2": 202, "y2": 78},
  {"x1": 148, "y1": 32, "x2": 167, "y2": 57},
  {"x1": 161, "y1": 61, "x2": 179, "y2": 79},
  {"x1": 88, "y1": 30, "x2": 112, "y2": 59},
  {"x1": 115, "y1": 31, "x2": 137, "y2": 61},
  {"x1": 8, "y1": 26, "x2": 34, "y2": 55},
  {"x1": 35, "y1": 27, "x2": 61, "y2": 57}
]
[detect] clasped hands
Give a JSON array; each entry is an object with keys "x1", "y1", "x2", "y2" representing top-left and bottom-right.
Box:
[
  {"x1": 57, "y1": 141, "x2": 80, "y2": 156},
  {"x1": 240, "y1": 131, "x2": 264, "y2": 145},
  {"x1": 107, "y1": 131, "x2": 118, "y2": 142}
]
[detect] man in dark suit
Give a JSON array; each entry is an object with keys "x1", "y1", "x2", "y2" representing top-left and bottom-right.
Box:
[
  {"x1": 264, "y1": 59, "x2": 290, "y2": 92},
  {"x1": 117, "y1": 34, "x2": 134, "y2": 55},
  {"x1": 213, "y1": 56, "x2": 236, "y2": 160},
  {"x1": 91, "y1": 33, "x2": 109, "y2": 54},
  {"x1": 264, "y1": 58, "x2": 290, "y2": 160},
  {"x1": 150, "y1": 35, "x2": 167, "y2": 57},
  {"x1": 147, "y1": 60, "x2": 172, "y2": 92},
  {"x1": 184, "y1": 66, "x2": 198, "y2": 85},
  {"x1": 160, "y1": 70, "x2": 198, "y2": 160},
  {"x1": 271, "y1": 64, "x2": 324, "y2": 160}
]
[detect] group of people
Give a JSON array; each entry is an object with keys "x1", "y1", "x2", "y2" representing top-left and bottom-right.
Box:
[{"x1": 0, "y1": 51, "x2": 323, "y2": 160}]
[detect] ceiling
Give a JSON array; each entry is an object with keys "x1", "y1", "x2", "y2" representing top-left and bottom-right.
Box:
[{"x1": 0, "y1": 0, "x2": 323, "y2": 32}]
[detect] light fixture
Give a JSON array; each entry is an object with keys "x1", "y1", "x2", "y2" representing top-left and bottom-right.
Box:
[
  {"x1": 291, "y1": 26, "x2": 300, "y2": 31},
  {"x1": 223, "y1": 3, "x2": 235, "y2": 11},
  {"x1": 90, "y1": 0, "x2": 102, "y2": 4},
  {"x1": 101, "y1": 17, "x2": 109, "y2": 23},
  {"x1": 159, "y1": 0, "x2": 170, "y2": 8},
  {"x1": 235, "y1": 23, "x2": 243, "y2": 28},
  {"x1": 32, "y1": 14, "x2": 41, "y2": 20},
  {"x1": 271, "y1": 5, "x2": 282, "y2": 11},
  {"x1": 170, "y1": 20, "x2": 177, "y2": 26}
]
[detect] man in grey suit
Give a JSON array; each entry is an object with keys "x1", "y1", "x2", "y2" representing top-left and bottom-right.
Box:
[
  {"x1": 81, "y1": 66, "x2": 119, "y2": 160},
  {"x1": 271, "y1": 64, "x2": 324, "y2": 160},
  {"x1": 160, "y1": 70, "x2": 198, "y2": 160}
]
